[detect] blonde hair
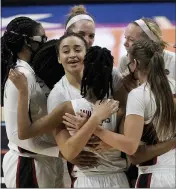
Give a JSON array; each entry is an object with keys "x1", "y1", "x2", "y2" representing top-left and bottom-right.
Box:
[
  {"x1": 133, "y1": 18, "x2": 168, "y2": 49},
  {"x1": 68, "y1": 5, "x2": 87, "y2": 17},
  {"x1": 65, "y1": 5, "x2": 94, "y2": 31}
]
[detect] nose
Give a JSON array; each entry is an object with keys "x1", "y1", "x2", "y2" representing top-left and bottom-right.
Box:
[
  {"x1": 124, "y1": 39, "x2": 129, "y2": 48},
  {"x1": 84, "y1": 35, "x2": 92, "y2": 47},
  {"x1": 69, "y1": 50, "x2": 76, "y2": 58}
]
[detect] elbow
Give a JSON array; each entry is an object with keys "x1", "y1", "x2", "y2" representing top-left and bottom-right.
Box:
[
  {"x1": 18, "y1": 132, "x2": 29, "y2": 140},
  {"x1": 60, "y1": 145, "x2": 80, "y2": 162},
  {"x1": 125, "y1": 143, "x2": 138, "y2": 156},
  {"x1": 61, "y1": 151, "x2": 78, "y2": 162}
]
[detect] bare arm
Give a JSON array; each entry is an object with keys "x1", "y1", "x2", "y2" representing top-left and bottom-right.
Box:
[
  {"x1": 128, "y1": 138, "x2": 176, "y2": 165},
  {"x1": 18, "y1": 88, "x2": 69, "y2": 139},
  {"x1": 54, "y1": 100, "x2": 119, "y2": 162},
  {"x1": 94, "y1": 115, "x2": 144, "y2": 155},
  {"x1": 54, "y1": 115, "x2": 101, "y2": 162},
  {"x1": 8, "y1": 69, "x2": 70, "y2": 139}
]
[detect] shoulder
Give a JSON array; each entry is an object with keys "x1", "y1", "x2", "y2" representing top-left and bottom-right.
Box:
[
  {"x1": 112, "y1": 67, "x2": 122, "y2": 77},
  {"x1": 128, "y1": 84, "x2": 146, "y2": 101},
  {"x1": 168, "y1": 77, "x2": 176, "y2": 94},
  {"x1": 119, "y1": 54, "x2": 129, "y2": 63},
  {"x1": 47, "y1": 77, "x2": 68, "y2": 112},
  {"x1": 163, "y1": 50, "x2": 175, "y2": 61},
  {"x1": 48, "y1": 77, "x2": 65, "y2": 98},
  {"x1": 112, "y1": 67, "x2": 123, "y2": 91},
  {"x1": 118, "y1": 55, "x2": 129, "y2": 68},
  {"x1": 58, "y1": 100, "x2": 74, "y2": 115},
  {"x1": 15, "y1": 65, "x2": 36, "y2": 87}
]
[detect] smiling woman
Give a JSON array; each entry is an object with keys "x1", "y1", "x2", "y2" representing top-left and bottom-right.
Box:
[{"x1": 57, "y1": 33, "x2": 88, "y2": 77}]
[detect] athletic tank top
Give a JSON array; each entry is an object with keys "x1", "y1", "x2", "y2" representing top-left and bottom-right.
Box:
[{"x1": 70, "y1": 98, "x2": 128, "y2": 176}]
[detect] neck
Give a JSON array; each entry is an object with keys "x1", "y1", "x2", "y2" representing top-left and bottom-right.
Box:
[
  {"x1": 65, "y1": 70, "x2": 83, "y2": 90},
  {"x1": 138, "y1": 72, "x2": 148, "y2": 84},
  {"x1": 18, "y1": 52, "x2": 31, "y2": 63}
]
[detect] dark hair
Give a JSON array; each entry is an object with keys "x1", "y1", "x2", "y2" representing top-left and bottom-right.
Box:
[
  {"x1": 57, "y1": 32, "x2": 88, "y2": 54},
  {"x1": 65, "y1": 5, "x2": 94, "y2": 32},
  {"x1": 129, "y1": 39, "x2": 175, "y2": 141},
  {"x1": 1, "y1": 16, "x2": 41, "y2": 106},
  {"x1": 81, "y1": 46, "x2": 114, "y2": 101},
  {"x1": 31, "y1": 39, "x2": 65, "y2": 89}
]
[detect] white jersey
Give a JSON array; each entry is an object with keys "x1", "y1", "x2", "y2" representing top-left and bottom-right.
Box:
[
  {"x1": 47, "y1": 67, "x2": 123, "y2": 113},
  {"x1": 70, "y1": 98, "x2": 128, "y2": 177},
  {"x1": 126, "y1": 78, "x2": 175, "y2": 124},
  {"x1": 3, "y1": 59, "x2": 59, "y2": 157},
  {"x1": 47, "y1": 67, "x2": 123, "y2": 144},
  {"x1": 118, "y1": 50, "x2": 176, "y2": 80},
  {"x1": 126, "y1": 79, "x2": 175, "y2": 173}
]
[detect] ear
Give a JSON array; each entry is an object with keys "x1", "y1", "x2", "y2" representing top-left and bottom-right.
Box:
[
  {"x1": 58, "y1": 58, "x2": 62, "y2": 64},
  {"x1": 130, "y1": 59, "x2": 137, "y2": 72},
  {"x1": 133, "y1": 59, "x2": 138, "y2": 68}
]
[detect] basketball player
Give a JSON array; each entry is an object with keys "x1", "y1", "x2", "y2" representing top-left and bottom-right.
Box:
[
  {"x1": 118, "y1": 18, "x2": 175, "y2": 81},
  {"x1": 8, "y1": 43, "x2": 129, "y2": 187},
  {"x1": 2, "y1": 17, "x2": 64, "y2": 188}
]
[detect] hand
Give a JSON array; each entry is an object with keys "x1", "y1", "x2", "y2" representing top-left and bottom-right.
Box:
[
  {"x1": 69, "y1": 151, "x2": 98, "y2": 167},
  {"x1": 92, "y1": 99, "x2": 119, "y2": 121},
  {"x1": 63, "y1": 112, "x2": 89, "y2": 131},
  {"x1": 8, "y1": 69, "x2": 28, "y2": 94}
]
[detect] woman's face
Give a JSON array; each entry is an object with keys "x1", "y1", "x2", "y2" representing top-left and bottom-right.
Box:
[
  {"x1": 71, "y1": 20, "x2": 95, "y2": 48},
  {"x1": 124, "y1": 23, "x2": 142, "y2": 52},
  {"x1": 29, "y1": 25, "x2": 47, "y2": 52},
  {"x1": 58, "y1": 36, "x2": 86, "y2": 75}
]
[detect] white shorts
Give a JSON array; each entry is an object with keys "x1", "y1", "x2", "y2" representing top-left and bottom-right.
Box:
[
  {"x1": 3, "y1": 150, "x2": 64, "y2": 188},
  {"x1": 73, "y1": 172, "x2": 130, "y2": 188},
  {"x1": 135, "y1": 166, "x2": 175, "y2": 188}
]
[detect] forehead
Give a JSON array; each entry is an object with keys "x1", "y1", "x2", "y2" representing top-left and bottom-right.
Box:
[
  {"x1": 124, "y1": 23, "x2": 142, "y2": 39},
  {"x1": 73, "y1": 20, "x2": 95, "y2": 34},
  {"x1": 60, "y1": 36, "x2": 86, "y2": 48}
]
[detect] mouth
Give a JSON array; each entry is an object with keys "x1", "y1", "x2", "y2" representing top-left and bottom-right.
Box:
[{"x1": 68, "y1": 61, "x2": 79, "y2": 65}]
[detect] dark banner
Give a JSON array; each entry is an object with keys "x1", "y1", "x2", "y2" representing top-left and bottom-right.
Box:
[{"x1": 2, "y1": 0, "x2": 173, "y2": 6}]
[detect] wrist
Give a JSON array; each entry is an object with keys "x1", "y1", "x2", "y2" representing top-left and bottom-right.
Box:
[
  {"x1": 94, "y1": 126, "x2": 103, "y2": 136},
  {"x1": 90, "y1": 114, "x2": 102, "y2": 125},
  {"x1": 18, "y1": 89, "x2": 28, "y2": 96}
]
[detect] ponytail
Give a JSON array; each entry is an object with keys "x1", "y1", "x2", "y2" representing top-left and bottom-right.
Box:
[
  {"x1": 148, "y1": 52, "x2": 175, "y2": 140},
  {"x1": 1, "y1": 35, "x2": 17, "y2": 106}
]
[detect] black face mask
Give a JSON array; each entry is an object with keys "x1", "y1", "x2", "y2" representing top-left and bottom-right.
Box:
[
  {"x1": 25, "y1": 35, "x2": 48, "y2": 53},
  {"x1": 25, "y1": 35, "x2": 48, "y2": 62},
  {"x1": 127, "y1": 61, "x2": 139, "y2": 81}
]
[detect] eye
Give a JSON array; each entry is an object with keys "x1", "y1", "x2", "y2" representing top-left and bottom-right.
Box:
[
  {"x1": 75, "y1": 49, "x2": 81, "y2": 52},
  {"x1": 89, "y1": 34, "x2": 95, "y2": 39},
  {"x1": 129, "y1": 38, "x2": 135, "y2": 42},
  {"x1": 63, "y1": 50, "x2": 69, "y2": 54}
]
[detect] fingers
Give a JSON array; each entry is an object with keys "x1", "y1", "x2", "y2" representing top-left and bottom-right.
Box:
[
  {"x1": 9, "y1": 69, "x2": 17, "y2": 80},
  {"x1": 64, "y1": 113, "x2": 78, "y2": 122},
  {"x1": 63, "y1": 113, "x2": 78, "y2": 129},
  {"x1": 9, "y1": 69, "x2": 26, "y2": 81},
  {"x1": 62, "y1": 120, "x2": 76, "y2": 129},
  {"x1": 76, "y1": 112, "x2": 89, "y2": 118},
  {"x1": 106, "y1": 99, "x2": 119, "y2": 114}
]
